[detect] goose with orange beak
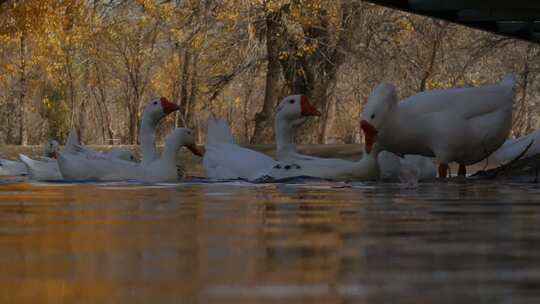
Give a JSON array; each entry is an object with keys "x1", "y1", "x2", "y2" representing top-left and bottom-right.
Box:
[
  {"x1": 58, "y1": 128, "x2": 202, "y2": 182},
  {"x1": 203, "y1": 95, "x2": 321, "y2": 180},
  {"x1": 252, "y1": 94, "x2": 380, "y2": 181},
  {"x1": 203, "y1": 93, "x2": 381, "y2": 181},
  {"x1": 361, "y1": 75, "x2": 515, "y2": 178},
  {"x1": 360, "y1": 120, "x2": 378, "y2": 154},
  {"x1": 274, "y1": 95, "x2": 321, "y2": 161},
  {"x1": 361, "y1": 86, "x2": 437, "y2": 181},
  {"x1": 262, "y1": 118, "x2": 380, "y2": 181},
  {"x1": 57, "y1": 98, "x2": 202, "y2": 181},
  {"x1": 140, "y1": 97, "x2": 180, "y2": 165}
]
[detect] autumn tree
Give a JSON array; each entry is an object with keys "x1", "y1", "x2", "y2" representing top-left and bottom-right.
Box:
[
  {"x1": 0, "y1": 0, "x2": 537, "y2": 147},
  {"x1": 103, "y1": 2, "x2": 162, "y2": 144},
  {"x1": 0, "y1": 0, "x2": 53, "y2": 144}
]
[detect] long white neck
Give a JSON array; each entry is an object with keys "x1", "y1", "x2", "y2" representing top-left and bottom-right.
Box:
[
  {"x1": 350, "y1": 146, "x2": 380, "y2": 180},
  {"x1": 275, "y1": 117, "x2": 297, "y2": 161},
  {"x1": 140, "y1": 114, "x2": 158, "y2": 165},
  {"x1": 160, "y1": 139, "x2": 181, "y2": 166}
]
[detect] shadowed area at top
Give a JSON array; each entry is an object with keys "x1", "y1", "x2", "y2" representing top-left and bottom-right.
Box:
[{"x1": 366, "y1": 0, "x2": 540, "y2": 43}]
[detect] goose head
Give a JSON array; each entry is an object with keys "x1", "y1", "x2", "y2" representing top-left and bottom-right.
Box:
[
  {"x1": 165, "y1": 128, "x2": 204, "y2": 157},
  {"x1": 43, "y1": 140, "x2": 60, "y2": 158},
  {"x1": 360, "y1": 82, "x2": 398, "y2": 153},
  {"x1": 275, "y1": 95, "x2": 321, "y2": 126},
  {"x1": 143, "y1": 97, "x2": 180, "y2": 124}
]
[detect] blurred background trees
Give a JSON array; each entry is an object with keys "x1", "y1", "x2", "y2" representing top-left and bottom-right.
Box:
[{"x1": 0, "y1": 0, "x2": 538, "y2": 146}]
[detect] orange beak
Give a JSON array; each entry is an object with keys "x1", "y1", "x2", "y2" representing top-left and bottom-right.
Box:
[
  {"x1": 186, "y1": 144, "x2": 204, "y2": 157},
  {"x1": 360, "y1": 120, "x2": 378, "y2": 154},
  {"x1": 160, "y1": 97, "x2": 180, "y2": 114},
  {"x1": 300, "y1": 95, "x2": 321, "y2": 116}
]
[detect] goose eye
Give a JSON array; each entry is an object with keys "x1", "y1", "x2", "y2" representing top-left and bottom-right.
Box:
[
  {"x1": 153, "y1": 101, "x2": 158, "y2": 105},
  {"x1": 371, "y1": 114, "x2": 375, "y2": 119},
  {"x1": 289, "y1": 99, "x2": 295, "y2": 104},
  {"x1": 187, "y1": 131, "x2": 192, "y2": 135}
]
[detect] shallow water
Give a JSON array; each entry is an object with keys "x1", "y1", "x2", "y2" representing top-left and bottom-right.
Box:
[{"x1": 0, "y1": 178, "x2": 540, "y2": 303}]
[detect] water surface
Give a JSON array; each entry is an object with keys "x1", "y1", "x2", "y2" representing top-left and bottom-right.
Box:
[{"x1": 1, "y1": 179, "x2": 540, "y2": 303}]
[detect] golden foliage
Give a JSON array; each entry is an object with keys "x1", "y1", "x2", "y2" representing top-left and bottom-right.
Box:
[{"x1": 0, "y1": 0, "x2": 534, "y2": 144}]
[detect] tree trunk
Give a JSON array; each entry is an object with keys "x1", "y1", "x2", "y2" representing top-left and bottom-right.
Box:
[
  {"x1": 95, "y1": 87, "x2": 114, "y2": 145},
  {"x1": 277, "y1": 2, "x2": 362, "y2": 144},
  {"x1": 6, "y1": 100, "x2": 15, "y2": 144},
  {"x1": 126, "y1": 66, "x2": 143, "y2": 144},
  {"x1": 94, "y1": 96, "x2": 106, "y2": 143},
  {"x1": 128, "y1": 102, "x2": 137, "y2": 144},
  {"x1": 186, "y1": 53, "x2": 198, "y2": 128},
  {"x1": 321, "y1": 96, "x2": 336, "y2": 144},
  {"x1": 176, "y1": 47, "x2": 190, "y2": 127},
  {"x1": 418, "y1": 22, "x2": 445, "y2": 92},
  {"x1": 172, "y1": 46, "x2": 181, "y2": 128},
  {"x1": 251, "y1": 11, "x2": 282, "y2": 144},
  {"x1": 195, "y1": 115, "x2": 202, "y2": 144},
  {"x1": 78, "y1": 98, "x2": 86, "y2": 142},
  {"x1": 93, "y1": 62, "x2": 114, "y2": 144},
  {"x1": 66, "y1": 52, "x2": 82, "y2": 141},
  {"x1": 242, "y1": 82, "x2": 253, "y2": 143},
  {"x1": 18, "y1": 33, "x2": 28, "y2": 145},
  {"x1": 126, "y1": 90, "x2": 144, "y2": 145},
  {"x1": 100, "y1": 100, "x2": 114, "y2": 145},
  {"x1": 277, "y1": 4, "x2": 353, "y2": 144}
]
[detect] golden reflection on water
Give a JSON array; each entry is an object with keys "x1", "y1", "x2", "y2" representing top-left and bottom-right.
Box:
[{"x1": 0, "y1": 181, "x2": 540, "y2": 303}]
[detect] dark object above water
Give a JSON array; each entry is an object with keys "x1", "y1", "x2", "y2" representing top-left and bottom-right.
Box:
[
  {"x1": 472, "y1": 154, "x2": 540, "y2": 183},
  {"x1": 367, "y1": 0, "x2": 540, "y2": 43}
]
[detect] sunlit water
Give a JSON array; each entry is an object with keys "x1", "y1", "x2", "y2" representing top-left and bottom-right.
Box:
[{"x1": 1, "y1": 177, "x2": 540, "y2": 303}]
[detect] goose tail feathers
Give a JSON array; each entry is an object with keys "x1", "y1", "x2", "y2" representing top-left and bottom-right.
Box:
[
  {"x1": 206, "y1": 115, "x2": 235, "y2": 145},
  {"x1": 64, "y1": 128, "x2": 80, "y2": 153}
]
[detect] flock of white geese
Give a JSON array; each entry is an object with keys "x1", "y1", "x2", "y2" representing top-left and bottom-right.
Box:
[{"x1": 1, "y1": 74, "x2": 538, "y2": 184}]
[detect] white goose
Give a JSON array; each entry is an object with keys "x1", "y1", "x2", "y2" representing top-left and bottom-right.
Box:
[
  {"x1": 61, "y1": 128, "x2": 136, "y2": 161},
  {"x1": 264, "y1": 95, "x2": 427, "y2": 182},
  {"x1": 268, "y1": 95, "x2": 387, "y2": 181},
  {"x1": 19, "y1": 155, "x2": 61, "y2": 180},
  {"x1": 19, "y1": 133, "x2": 136, "y2": 181},
  {"x1": 274, "y1": 95, "x2": 322, "y2": 161},
  {"x1": 271, "y1": 96, "x2": 382, "y2": 181},
  {"x1": 57, "y1": 128, "x2": 202, "y2": 182},
  {"x1": 203, "y1": 116, "x2": 276, "y2": 180},
  {"x1": 203, "y1": 95, "x2": 321, "y2": 180},
  {"x1": 204, "y1": 95, "x2": 380, "y2": 181},
  {"x1": 360, "y1": 75, "x2": 515, "y2": 178},
  {"x1": 0, "y1": 158, "x2": 28, "y2": 176},
  {"x1": 140, "y1": 97, "x2": 180, "y2": 165},
  {"x1": 57, "y1": 97, "x2": 179, "y2": 180},
  {"x1": 264, "y1": 144, "x2": 380, "y2": 181},
  {"x1": 204, "y1": 116, "x2": 380, "y2": 181},
  {"x1": 486, "y1": 128, "x2": 540, "y2": 165},
  {"x1": 0, "y1": 139, "x2": 60, "y2": 176}
]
